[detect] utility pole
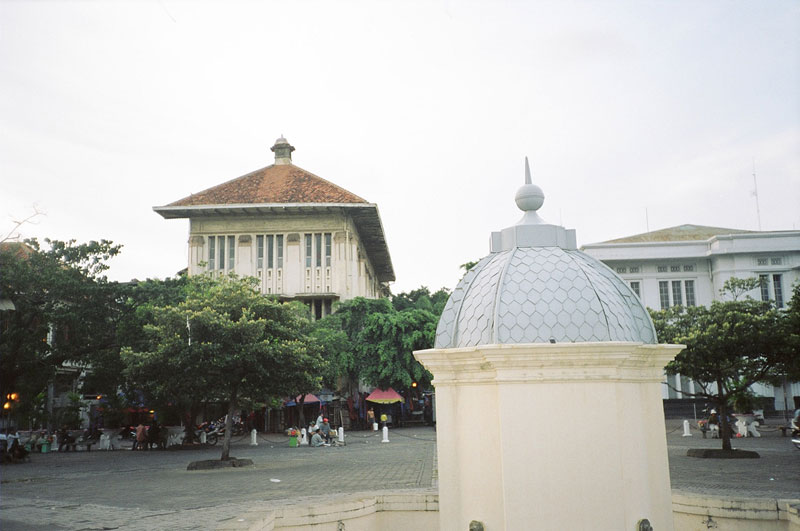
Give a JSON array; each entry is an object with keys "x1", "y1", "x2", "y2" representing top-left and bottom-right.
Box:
[{"x1": 752, "y1": 159, "x2": 762, "y2": 230}]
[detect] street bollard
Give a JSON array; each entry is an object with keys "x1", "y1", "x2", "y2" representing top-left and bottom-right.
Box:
[
  {"x1": 250, "y1": 429, "x2": 258, "y2": 446},
  {"x1": 682, "y1": 420, "x2": 692, "y2": 437},
  {"x1": 381, "y1": 425, "x2": 389, "y2": 443},
  {"x1": 200, "y1": 431, "x2": 207, "y2": 444},
  {"x1": 300, "y1": 428, "x2": 308, "y2": 446},
  {"x1": 373, "y1": 422, "x2": 379, "y2": 431},
  {"x1": 338, "y1": 427, "x2": 344, "y2": 444}
]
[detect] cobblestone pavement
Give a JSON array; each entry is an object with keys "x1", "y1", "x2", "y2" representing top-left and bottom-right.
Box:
[
  {"x1": 0, "y1": 428, "x2": 435, "y2": 530},
  {"x1": 665, "y1": 419, "x2": 800, "y2": 499},
  {"x1": 1, "y1": 423, "x2": 797, "y2": 530}
]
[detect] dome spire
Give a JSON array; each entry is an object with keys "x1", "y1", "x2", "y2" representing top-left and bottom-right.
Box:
[
  {"x1": 525, "y1": 156, "x2": 532, "y2": 185},
  {"x1": 514, "y1": 156, "x2": 545, "y2": 224},
  {"x1": 489, "y1": 156, "x2": 577, "y2": 252}
]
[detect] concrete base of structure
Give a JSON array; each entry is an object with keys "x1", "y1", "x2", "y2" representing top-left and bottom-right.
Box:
[{"x1": 220, "y1": 491, "x2": 800, "y2": 531}]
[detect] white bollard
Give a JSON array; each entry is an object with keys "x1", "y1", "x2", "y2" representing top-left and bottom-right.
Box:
[
  {"x1": 338, "y1": 426, "x2": 344, "y2": 444},
  {"x1": 99, "y1": 433, "x2": 111, "y2": 450},
  {"x1": 300, "y1": 427, "x2": 308, "y2": 446},
  {"x1": 250, "y1": 428, "x2": 258, "y2": 446},
  {"x1": 200, "y1": 431, "x2": 207, "y2": 444},
  {"x1": 381, "y1": 425, "x2": 390, "y2": 443},
  {"x1": 373, "y1": 422, "x2": 379, "y2": 431},
  {"x1": 736, "y1": 419, "x2": 748, "y2": 437},
  {"x1": 682, "y1": 420, "x2": 692, "y2": 437}
]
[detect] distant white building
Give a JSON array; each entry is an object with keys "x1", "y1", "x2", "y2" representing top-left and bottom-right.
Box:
[
  {"x1": 154, "y1": 137, "x2": 394, "y2": 319},
  {"x1": 583, "y1": 224, "x2": 800, "y2": 413}
]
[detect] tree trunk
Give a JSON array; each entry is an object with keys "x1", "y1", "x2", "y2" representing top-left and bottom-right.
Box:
[
  {"x1": 297, "y1": 394, "x2": 307, "y2": 429},
  {"x1": 718, "y1": 383, "x2": 732, "y2": 451},
  {"x1": 220, "y1": 386, "x2": 237, "y2": 461},
  {"x1": 184, "y1": 401, "x2": 200, "y2": 443}
]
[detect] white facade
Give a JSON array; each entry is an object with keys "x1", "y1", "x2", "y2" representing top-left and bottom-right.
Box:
[
  {"x1": 583, "y1": 226, "x2": 800, "y2": 410},
  {"x1": 155, "y1": 138, "x2": 394, "y2": 319},
  {"x1": 185, "y1": 212, "x2": 384, "y2": 317}
]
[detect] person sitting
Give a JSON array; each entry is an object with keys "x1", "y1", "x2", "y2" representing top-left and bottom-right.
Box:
[
  {"x1": 8, "y1": 437, "x2": 29, "y2": 462},
  {"x1": 310, "y1": 427, "x2": 327, "y2": 447},
  {"x1": 57, "y1": 426, "x2": 76, "y2": 452},
  {"x1": 320, "y1": 418, "x2": 331, "y2": 443}
]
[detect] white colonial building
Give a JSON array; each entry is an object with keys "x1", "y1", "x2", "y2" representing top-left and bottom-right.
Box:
[
  {"x1": 583, "y1": 224, "x2": 800, "y2": 413},
  {"x1": 154, "y1": 137, "x2": 394, "y2": 319}
]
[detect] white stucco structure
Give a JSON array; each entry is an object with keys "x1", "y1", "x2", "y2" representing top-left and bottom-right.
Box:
[
  {"x1": 582, "y1": 226, "x2": 800, "y2": 410},
  {"x1": 154, "y1": 137, "x2": 394, "y2": 318},
  {"x1": 416, "y1": 160, "x2": 682, "y2": 530}
]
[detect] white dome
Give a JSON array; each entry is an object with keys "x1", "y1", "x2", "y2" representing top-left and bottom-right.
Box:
[
  {"x1": 434, "y1": 158, "x2": 657, "y2": 349},
  {"x1": 435, "y1": 247, "x2": 656, "y2": 348}
]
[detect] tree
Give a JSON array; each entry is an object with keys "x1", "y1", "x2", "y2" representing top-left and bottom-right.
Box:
[
  {"x1": 358, "y1": 308, "x2": 436, "y2": 391},
  {"x1": 0, "y1": 238, "x2": 122, "y2": 428},
  {"x1": 312, "y1": 298, "x2": 394, "y2": 395},
  {"x1": 313, "y1": 295, "x2": 436, "y2": 398},
  {"x1": 650, "y1": 279, "x2": 790, "y2": 451},
  {"x1": 122, "y1": 275, "x2": 323, "y2": 460},
  {"x1": 391, "y1": 286, "x2": 450, "y2": 317}
]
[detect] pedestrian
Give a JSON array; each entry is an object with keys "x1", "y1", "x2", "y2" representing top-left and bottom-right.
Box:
[
  {"x1": 148, "y1": 422, "x2": 162, "y2": 450},
  {"x1": 367, "y1": 408, "x2": 375, "y2": 428},
  {"x1": 135, "y1": 422, "x2": 148, "y2": 451}
]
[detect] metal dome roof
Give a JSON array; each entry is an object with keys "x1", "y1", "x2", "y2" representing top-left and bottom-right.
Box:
[{"x1": 434, "y1": 158, "x2": 657, "y2": 349}]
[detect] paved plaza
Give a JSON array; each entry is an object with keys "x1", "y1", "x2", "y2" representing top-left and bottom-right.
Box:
[{"x1": 1, "y1": 423, "x2": 797, "y2": 530}]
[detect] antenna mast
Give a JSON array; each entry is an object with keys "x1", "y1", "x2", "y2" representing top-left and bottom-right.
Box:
[{"x1": 752, "y1": 159, "x2": 762, "y2": 231}]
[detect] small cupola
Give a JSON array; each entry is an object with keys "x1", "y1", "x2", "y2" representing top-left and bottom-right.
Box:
[
  {"x1": 271, "y1": 136, "x2": 295, "y2": 165},
  {"x1": 434, "y1": 158, "x2": 657, "y2": 348}
]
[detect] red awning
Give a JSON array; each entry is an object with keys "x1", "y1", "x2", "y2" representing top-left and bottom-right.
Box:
[
  {"x1": 286, "y1": 394, "x2": 320, "y2": 406},
  {"x1": 366, "y1": 388, "x2": 405, "y2": 404}
]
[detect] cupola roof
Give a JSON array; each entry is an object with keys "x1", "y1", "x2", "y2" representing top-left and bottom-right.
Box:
[{"x1": 434, "y1": 159, "x2": 657, "y2": 348}]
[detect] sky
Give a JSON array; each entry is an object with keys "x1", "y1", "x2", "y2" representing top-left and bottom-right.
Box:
[{"x1": 2, "y1": 1, "x2": 799, "y2": 294}]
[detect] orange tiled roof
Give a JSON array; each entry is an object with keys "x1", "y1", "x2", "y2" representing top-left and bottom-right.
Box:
[
  {"x1": 168, "y1": 164, "x2": 368, "y2": 207},
  {"x1": 0, "y1": 241, "x2": 35, "y2": 260}
]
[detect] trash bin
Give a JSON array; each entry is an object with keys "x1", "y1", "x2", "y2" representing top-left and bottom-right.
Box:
[
  {"x1": 289, "y1": 430, "x2": 298, "y2": 448},
  {"x1": 40, "y1": 442, "x2": 50, "y2": 453}
]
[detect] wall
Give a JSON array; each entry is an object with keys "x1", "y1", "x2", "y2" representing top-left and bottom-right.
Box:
[{"x1": 216, "y1": 491, "x2": 800, "y2": 531}]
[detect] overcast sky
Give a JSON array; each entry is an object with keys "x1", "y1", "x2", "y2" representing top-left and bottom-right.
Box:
[{"x1": 2, "y1": 1, "x2": 798, "y2": 293}]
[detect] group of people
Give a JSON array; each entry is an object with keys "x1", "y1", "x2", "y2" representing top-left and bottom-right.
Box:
[
  {"x1": 0, "y1": 427, "x2": 29, "y2": 462},
  {"x1": 309, "y1": 413, "x2": 332, "y2": 447},
  {"x1": 131, "y1": 421, "x2": 165, "y2": 450}
]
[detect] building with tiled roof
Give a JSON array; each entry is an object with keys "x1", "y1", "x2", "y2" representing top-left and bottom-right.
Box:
[
  {"x1": 154, "y1": 137, "x2": 394, "y2": 318},
  {"x1": 582, "y1": 224, "x2": 800, "y2": 413}
]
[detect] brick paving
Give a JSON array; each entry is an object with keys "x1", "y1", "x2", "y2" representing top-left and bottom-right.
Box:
[{"x1": 0, "y1": 423, "x2": 797, "y2": 530}]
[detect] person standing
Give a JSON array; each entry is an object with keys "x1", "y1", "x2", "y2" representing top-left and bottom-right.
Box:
[{"x1": 135, "y1": 423, "x2": 148, "y2": 451}]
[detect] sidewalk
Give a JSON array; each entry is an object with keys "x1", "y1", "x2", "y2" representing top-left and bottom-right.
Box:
[{"x1": 1, "y1": 424, "x2": 797, "y2": 530}]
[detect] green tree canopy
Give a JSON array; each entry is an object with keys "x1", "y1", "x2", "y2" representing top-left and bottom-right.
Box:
[
  {"x1": 313, "y1": 294, "x2": 437, "y2": 396},
  {"x1": 650, "y1": 278, "x2": 791, "y2": 451},
  {"x1": 122, "y1": 274, "x2": 323, "y2": 459},
  {"x1": 0, "y1": 238, "x2": 122, "y2": 428},
  {"x1": 391, "y1": 286, "x2": 450, "y2": 316},
  {"x1": 358, "y1": 308, "x2": 437, "y2": 391}
]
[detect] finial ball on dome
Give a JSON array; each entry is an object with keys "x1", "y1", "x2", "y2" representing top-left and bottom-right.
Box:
[{"x1": 515, "y1": 184, "x2": 544, "y2": 212}]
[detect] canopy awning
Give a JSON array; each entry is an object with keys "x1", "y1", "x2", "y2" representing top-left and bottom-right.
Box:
[
  {"x1": 285, "y1": 394, "x2": 320, "y2": 407},
  {"x1": 366, "y1": 388, "x2": 405, "y2": 404}
]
